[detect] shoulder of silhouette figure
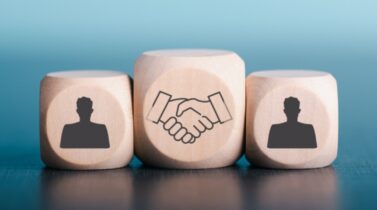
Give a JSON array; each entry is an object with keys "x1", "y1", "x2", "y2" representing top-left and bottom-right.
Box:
[
  {"x1": 270, "y1": 123, "x2": 286, "y2": 129},
  {"x1": 307, "y1": 124, "x2": 315, "y2": 133},
  {"x1": 62, "y1": 123, "x2": 77, "y2": 130},
  {"x1": 298, "y1": 122, "x2": 315, "y2": 129},
  {"x1": 91, "y1": 122, "x2": 107, "y2": 128},
  {"x1": 268, "y1": 124, "x2": 283, "y2": 138}
]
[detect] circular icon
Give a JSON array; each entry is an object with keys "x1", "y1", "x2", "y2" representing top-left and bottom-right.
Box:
[
  {"x1": 144, "y1": 68, "x2": 235, "y2": 162},
  {"x1": 254, "y1": 86, "x2": 330, "y2": 165},
  {"x1": 46, "y1": 86, "x2": 125, "y2": 166}
]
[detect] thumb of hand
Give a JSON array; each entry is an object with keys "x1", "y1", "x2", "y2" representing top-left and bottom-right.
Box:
[{"x1": 177, "y1": 100, "x2": 194, "y2": 117}]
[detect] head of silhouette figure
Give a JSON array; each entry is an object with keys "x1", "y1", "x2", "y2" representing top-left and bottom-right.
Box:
[
  {"x1": 284, "y1": 97, "x2": 301, "y2": 122},
  {"x1": 76, "y1": 97, "x2": 93, "y2": 122}
]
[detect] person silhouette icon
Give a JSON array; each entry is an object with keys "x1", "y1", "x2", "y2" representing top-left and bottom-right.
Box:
[
  {"x1": 60, "y1": 97, "x2": 110, "y2": 148},
  {"x1": 267, "y1": 97, "x2": 317, "y2": 148}
]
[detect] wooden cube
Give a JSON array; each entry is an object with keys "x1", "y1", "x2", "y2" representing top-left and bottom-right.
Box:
[
  {"x1": 134, "y1": 49, "x2": 245, "y2": 169},
  {"x1": 40, "y1": 70, "x2": 133, "y2": 170},
  {"x1": 246, "y1": 70, "x2": 338, "y2": 169}
]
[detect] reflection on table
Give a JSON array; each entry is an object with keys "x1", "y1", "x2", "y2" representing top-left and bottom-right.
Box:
[
  {"x1": 40, "y1": 168, "x2": 133, "y2": 210},
  {"x1": 40, "y1": 165, "x2": 338, "y2": 210},
  {"x1": 132, "y1": 167, "x2": 242, "y2": 210},
  {"x1": 242, "y1": 166, "x2": 338, "y2": 210}
]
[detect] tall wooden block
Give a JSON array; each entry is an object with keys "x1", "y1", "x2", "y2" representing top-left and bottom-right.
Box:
[
  {"x1": 246, "y1": 70, "x2": 338, "y2": 169},
  {"x1": 134, "y1": 49, "x2": 245, "y2": 169},
  {"x1": 40, "y1": 70, "x2": 133, "y2": 170}
]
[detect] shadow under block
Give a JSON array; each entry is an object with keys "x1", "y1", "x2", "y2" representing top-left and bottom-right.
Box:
[
  {"x1": 40, "y1": 70, "x2": 133, "y2": 170},
  {"x1": 246, "y1": 70, "x2": 338, "y2": 169},
  {"x1": 134, "y1": 49, "x2": 245, "y2": 169}
]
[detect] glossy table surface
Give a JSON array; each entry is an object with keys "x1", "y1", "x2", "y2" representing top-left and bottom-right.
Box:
[{"x1": 1, "y1": 134, "x2": 376, "y2": 210}]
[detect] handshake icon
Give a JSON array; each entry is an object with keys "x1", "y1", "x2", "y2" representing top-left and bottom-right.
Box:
[{"x1": 147, "y1": 91, "x2": 232, "y2": 144}]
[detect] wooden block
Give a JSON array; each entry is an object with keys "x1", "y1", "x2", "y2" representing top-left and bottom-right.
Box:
[
  {"x1": 134, "y1": 49, "x2": 245, "y2": 169},
  {"x1": 246, "y1": 70, "x2": 338, "y2": 169},
  {"x1": 40, "y1": 70, "x2": 133, "y2": 170}
]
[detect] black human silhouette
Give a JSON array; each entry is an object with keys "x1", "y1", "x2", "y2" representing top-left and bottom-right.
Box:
[
  {"x1": 60, "y1": 97, "x2": 110, "y2": 148},
  {"x1": 267, "y1": 97, "x2": 317, "y2": 148}
]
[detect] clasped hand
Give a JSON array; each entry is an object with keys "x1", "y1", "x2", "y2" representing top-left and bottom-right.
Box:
[{"x1": 147, "y1": 91, "x2": 232, "y2": 144}]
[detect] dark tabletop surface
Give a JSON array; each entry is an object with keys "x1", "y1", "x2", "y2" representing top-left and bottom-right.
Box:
[{"x1": 1, "y1": 134, "x2": 376, "y2": 210}]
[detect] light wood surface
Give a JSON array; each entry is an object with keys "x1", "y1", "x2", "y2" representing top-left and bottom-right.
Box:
[
  {"x1": 134, "y1": 49, "x2": 245, "y2": 169},
  {"x1": 246, "y1": 70, "x2": 338, "y2": 169},
  {"x1": 40, "y1": 70, "x2": 133, "y2": 170}
]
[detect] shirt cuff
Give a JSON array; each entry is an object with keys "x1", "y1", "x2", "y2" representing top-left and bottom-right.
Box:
[
  {"x1": 147, "y1": 91, "x2": 171, "y2": 123},
  {"x1": 208, "y1": 92, "x2": 232, "y2": 123}
]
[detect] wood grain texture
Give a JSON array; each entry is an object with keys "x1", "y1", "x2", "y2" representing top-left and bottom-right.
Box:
[
  {"x1": 134, "y1": 49, "x2": 245, "y2": 169},
  {"x1": 246, "y1": 70, "x2": 338, "y2": 169},
  {"x1": 40, "y1": 70, "x2": 133, "y2": 170}
]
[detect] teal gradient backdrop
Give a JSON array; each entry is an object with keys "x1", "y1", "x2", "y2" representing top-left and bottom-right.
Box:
[
  {"x1": 1, "y1": 0, "x2": 376, "y2": 152},
  {"x1": 1, "y1": 1, "x2": 377, "y2": 209},
  {"x1": 1, "y1": 0, "x2": 377, "y2": 153}
]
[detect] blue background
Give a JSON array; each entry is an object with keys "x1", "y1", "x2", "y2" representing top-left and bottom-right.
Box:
[
  {"x1": 0, "y1": 1, "x2": 377, "y2": 209},
  {"x1": 1, "y1": 0, "x2": 376, "y2": 151}
]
